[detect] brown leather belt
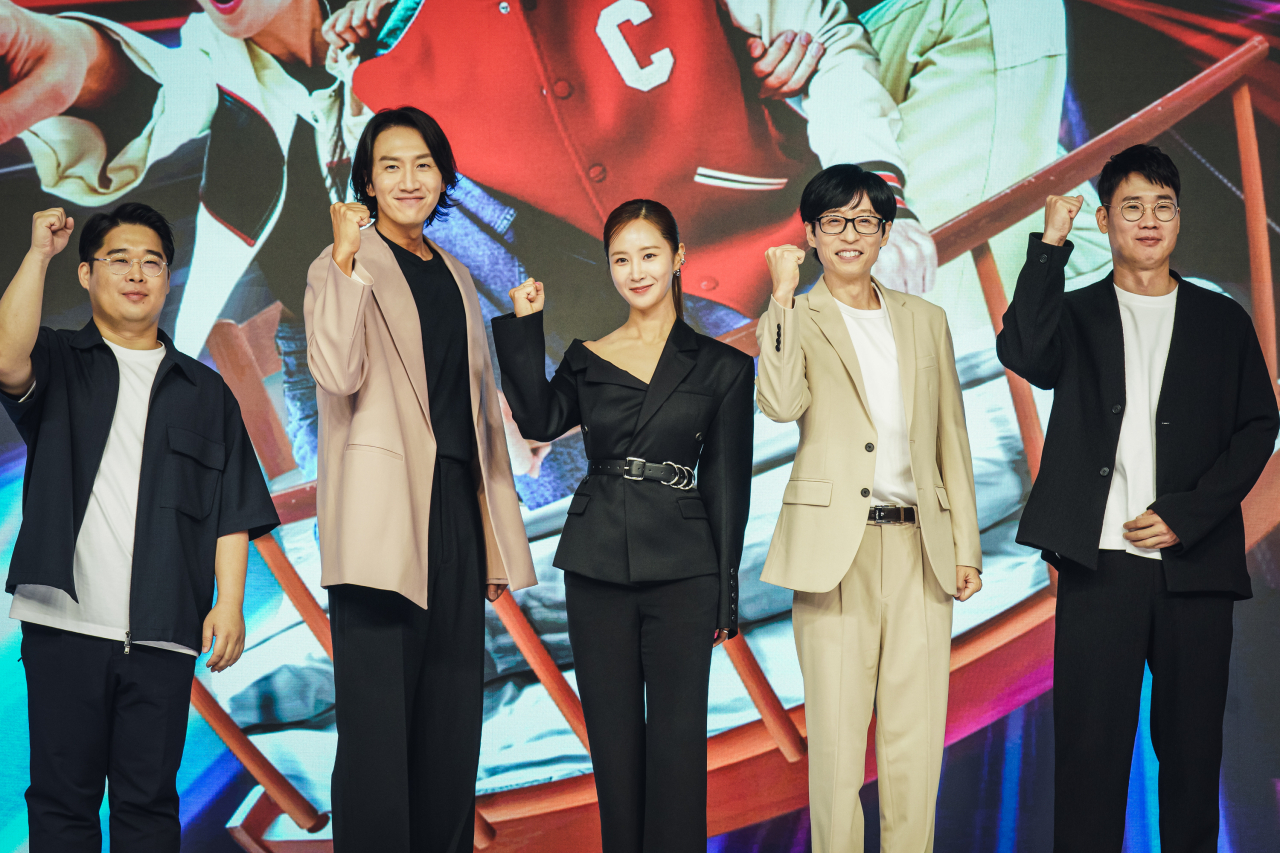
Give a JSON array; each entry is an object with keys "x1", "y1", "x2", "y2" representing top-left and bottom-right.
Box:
[{"x1": 868, "y1": 505, "x2": 916, "y2": 524}]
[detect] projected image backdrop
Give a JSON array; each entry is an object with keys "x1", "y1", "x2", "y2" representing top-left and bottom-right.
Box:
[{"x1": 0, "y1": 0, "x2": 1277, "y2": 850}]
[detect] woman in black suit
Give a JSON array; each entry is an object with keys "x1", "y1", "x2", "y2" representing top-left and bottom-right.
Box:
[{"x1": 492, "y1": 199, "x2": 753, "y2": 853}]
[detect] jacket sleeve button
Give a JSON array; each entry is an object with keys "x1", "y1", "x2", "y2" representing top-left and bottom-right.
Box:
[
  {"x1": 1100, "y1": 467, "x2": 1111, "y2": 476},
  {"x1": 865, "y1": 442, "x2": 874, "y2": 452},
  {"x1": 1112, "y1": 404, "x2": 1123, "y2": 414},
  {"x1": 861, "y1": 488, "x2": 871, "y2": 498},
  {"x1": 1039, "y1": 253, "x2": 1049, "y2": 263}
]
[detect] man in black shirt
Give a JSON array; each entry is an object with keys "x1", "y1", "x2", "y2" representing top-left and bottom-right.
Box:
[{"x1": 0, "y1": 203, "x2": 279, "y2": 853}]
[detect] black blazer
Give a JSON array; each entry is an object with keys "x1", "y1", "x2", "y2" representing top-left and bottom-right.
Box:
[
  {"x1": 996, "y1": 236, "x2": 1279, "y2": 598},
  {"x1": 492, "y1": 312, "x2": 755, "y2": 635}
]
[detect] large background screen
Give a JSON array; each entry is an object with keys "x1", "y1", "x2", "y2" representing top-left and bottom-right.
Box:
[{"x1": 0, "y1": 1, "x2": 1277, "y2": 850}]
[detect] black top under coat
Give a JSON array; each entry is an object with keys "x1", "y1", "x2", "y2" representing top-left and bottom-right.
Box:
[{"x1": 379, "y1": 229, "x2": 474, "y2": 463}]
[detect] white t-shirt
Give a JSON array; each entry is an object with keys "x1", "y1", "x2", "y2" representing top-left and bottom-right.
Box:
[
  {"x1": 1099, "y1": 285, "x2": 1179, "y2": 559},
  {"x1": 836, "y1": 288, "x2": 915, "y2": 506},
  {"x1": 11, "y1": 340, "x2": 196, "y2": 654}
]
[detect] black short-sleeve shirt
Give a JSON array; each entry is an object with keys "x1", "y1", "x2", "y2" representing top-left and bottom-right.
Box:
[
  {"x1": 379, "y1": 230, "x2": 474, "y2": 462},
  {"x1": 0, "y1": 321, "x2": 280, "y2": 651}
]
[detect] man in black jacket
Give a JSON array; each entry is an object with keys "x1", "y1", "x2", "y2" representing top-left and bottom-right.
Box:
[
  {"x1": 0, "y1": 204, "x2": 279, "y2": 852},
  {"x1": 997, "y1": 145, "x2": 1278, "y2": 852}
]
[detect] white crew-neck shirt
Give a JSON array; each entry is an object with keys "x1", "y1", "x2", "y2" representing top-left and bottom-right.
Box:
[
  {"x1": 11, "y1": 340, "x2": 196, "y2": 655},
  {"x1": 1099, "y1": 284, "x2": 1179, "y2": 559},
  {"x1": 835, "y1": 288, "x2": 915, "y2": 507}
]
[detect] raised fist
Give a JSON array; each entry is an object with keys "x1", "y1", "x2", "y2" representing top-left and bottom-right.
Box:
[
  {"x1": 765, "y1": 244, "x2": 807, "y2": 306},
  {"x1": 508, "y1": 277, "x2": 545, "y2": 318},
  {"x1": 1043, "y1": 195, "x2": 1085, "y2": 246},
  {"x1": 0, "y1": 2, "x2": 129, "y2": 144},
  {"x1": 321, "y1": 0, "x2": 396, "y2": 59},
  {"x1": 30, "y1": 207, "x2": 73, "y2": 261},
  {"x1": 330, "y1": 202, "x2": 370, "y2": 274}
]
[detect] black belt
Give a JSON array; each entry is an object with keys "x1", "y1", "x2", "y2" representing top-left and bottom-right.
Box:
[
  {"x1": 588, "y1": 457, "x2": 696, "y2": 490},
  {"x1": 868, "y1": 505, "x2": 916, "y2": 524}
]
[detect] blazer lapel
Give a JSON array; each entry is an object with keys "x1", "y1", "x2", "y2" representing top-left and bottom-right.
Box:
[
  {"x1": 808, "y1": 279, "x2": 872, "y2": 422},
  {"x1": 1155, "y1": 272, "x2": 1195, "y2": 421},
  {"x1": 879, "y1": 280, "x2": 917, "y2": 429},
  {"x1": 1092, "y1": 276, "x2": 1128, "y2": 413},
  {"x1": 635, "y1": 320, "x2": 699, "y2": 433},
  {"x1": 362, "y1": 228, "x2": 434, "y2": 433}
]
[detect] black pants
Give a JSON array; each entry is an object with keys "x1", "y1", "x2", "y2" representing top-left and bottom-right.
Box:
[
  {"x1": 1053, "y1": 551, "x2": 1235, "y2": 853},
  {"x1": 21, "y1": 623, "x2": 197, "y2": 853},
  {"x1": 564, "y1": 570, "x2": 719, "y2": 853},
  {"x1": 328, "y1": 457, "x2": 487, "y2": 853}
]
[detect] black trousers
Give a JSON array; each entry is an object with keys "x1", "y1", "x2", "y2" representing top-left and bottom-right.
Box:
[
  {"x1": 328, "y1": 457, "x2": 487, "y2": 853},
  {"x1": 21, "y1": 623, "x2": 197, "y2": 853},
  {"x1": 564, "y1": 570, "x2": 719, "y2": 853},
  {"x1": 1053, "y1": 551, "x2": 1235, "y2": 853}
]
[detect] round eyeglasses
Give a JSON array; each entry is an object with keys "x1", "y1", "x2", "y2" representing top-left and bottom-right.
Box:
[
  {"x1": 815, "y1": 214, "x2": 886, "y2": 236},
  {"x1": 93, "y1": 257, "x2": 168, "y2": 278},
  {"x1": 1108, "y1": 201, "x2": 1179, "y2": 222}
]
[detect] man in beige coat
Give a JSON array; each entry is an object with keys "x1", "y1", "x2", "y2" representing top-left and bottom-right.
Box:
[
  {"x1": 757, "y1": 165, "x2": 982, "y2": 853},
  {"x1": 305, "y1": 108, "x2": 535, "y2": 852}
]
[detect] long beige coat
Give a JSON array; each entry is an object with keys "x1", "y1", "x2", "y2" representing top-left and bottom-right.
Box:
[
  {"x1": 305, "y1": 228, "x2": 536, "y2": 608},
  {"x1": 755, "y1": 278, "x2": 981, "y2": 594}
]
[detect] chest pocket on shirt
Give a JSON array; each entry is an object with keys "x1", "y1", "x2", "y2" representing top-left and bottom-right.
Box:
[{"x1": 160, "y1": 427, "x2": 226, "y2": 520}]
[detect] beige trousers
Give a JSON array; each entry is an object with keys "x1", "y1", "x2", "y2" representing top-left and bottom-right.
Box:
[{"x1": 794, "y1": 522, "x2": 954, "y2": 853}]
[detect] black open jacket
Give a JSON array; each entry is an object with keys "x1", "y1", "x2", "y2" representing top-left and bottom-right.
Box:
[
  {"x1": 996, "y1": 236, "x2": 1278, "y2": 598},
  {"x1": 492, "y1": 312, "x2": 754, "y2": 635}
]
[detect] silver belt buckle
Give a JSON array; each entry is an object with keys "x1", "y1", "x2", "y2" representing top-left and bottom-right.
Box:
[
  {"x1": 624, "y1": 457, "x2": 646, "y2": 480},
  {"x1": 870, "y1": 505, "x2": 897, "y2": 525}
]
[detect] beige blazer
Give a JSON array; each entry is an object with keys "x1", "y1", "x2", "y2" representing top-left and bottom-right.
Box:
[
  {"x1": 755, "y1": 278, "x2": 981, "y2": 594},
  {"x1": 304, "y1": 228, "x2": 536, "y2": 608}
]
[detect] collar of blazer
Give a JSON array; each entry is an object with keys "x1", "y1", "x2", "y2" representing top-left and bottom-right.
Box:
[
  {"x1": 355, "y1": 225, "x2": 485, "y2": 436},
  {"x1": 807, "y1": 276, "x2": 919, "y2": 428},
  {"x1": 635, "y1": 319, "x2": 702, "y2": 433},
  {"x1": 1082, "y1": 267, "x2": 1198, "y2": 420},
  {"x1": 570, "y1": 319, "x2": 702, "y2": 433}
]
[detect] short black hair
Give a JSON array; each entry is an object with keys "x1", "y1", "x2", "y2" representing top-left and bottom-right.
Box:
[
  {"x1": 1097, "y1": 144, "x2": 1180, "y2": 207},
  {"x1": 799, "y1": 164, "x2": 898, "y2": 227},
  {"x1": 350, "y1": 106, "x2": 458, "y2": 226},
  {"x1": 78, "y1": 202, "x2": 176, "y2": 265}
]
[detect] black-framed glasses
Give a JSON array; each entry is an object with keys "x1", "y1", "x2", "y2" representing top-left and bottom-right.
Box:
[
  {"x1": 1107, "y1": 201, "x2": 1179, "y2": 222},
  {"x1": 815, "y1": 214, "x2": 886, "y2": 236},
  {"x1": 93, "y1": 257, "x2": 168, "y2": 277}
]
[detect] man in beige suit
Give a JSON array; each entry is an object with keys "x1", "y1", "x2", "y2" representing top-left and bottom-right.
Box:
[
  {"x1": 756, "y1": 165, "x2": 982, "y2": 853},
  {"x1": 305, "y1": 108, "x2": 536, "y2": 852}
]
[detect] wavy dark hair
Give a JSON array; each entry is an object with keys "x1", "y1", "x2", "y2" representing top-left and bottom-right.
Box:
[
  {"x1": 350, "y1": 106, "x2": 458, "y2": 226},
  {"x1": 78, "y1": 202, "x2": 176, "y2": 265},
  {"x1": 603, "y1": 199, "x2": 684, "y2": 321}
]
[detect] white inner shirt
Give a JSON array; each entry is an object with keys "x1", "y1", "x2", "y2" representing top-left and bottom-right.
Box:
[
  {"x1": 836, "y1": 288, "x2": 915, "y2": 507},
  {"x1": 1099, "y1": 284, "x2": 1179, "y2": 560},
  {"x1": 11, "y1": 340, "x2": 196, "y2": 654}
]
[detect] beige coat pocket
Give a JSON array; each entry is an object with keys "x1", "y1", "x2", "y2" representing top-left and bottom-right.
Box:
[
  {"x1": 936, "y1": 486, "x2": 951, "y2": 510},
  {"x1": 782, "y1": 479, "x2": 833, "y2": 506}
]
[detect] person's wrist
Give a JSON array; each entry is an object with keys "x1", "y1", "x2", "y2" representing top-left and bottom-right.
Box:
[
  {"x1": 771, "y1": 287, "x2": 796, "y2": 308},
  {"x1": 24, "y1": 248, "x2": 54, "y2": 267},
  {"x1": 1041, "y1": 231, "x2": 1068, "y2": 247},
  {"x1": 71, "y1": 21, "x2": 129, "y2": 111}
]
